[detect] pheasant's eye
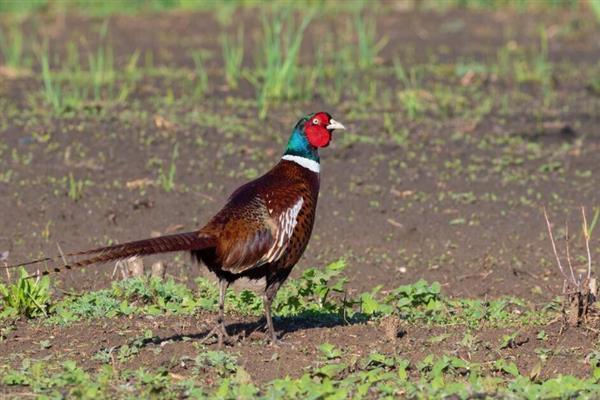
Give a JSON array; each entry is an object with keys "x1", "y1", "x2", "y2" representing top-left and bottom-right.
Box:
[{"x1": 312, "y1": 118, "x2": 319, "y2": 125}]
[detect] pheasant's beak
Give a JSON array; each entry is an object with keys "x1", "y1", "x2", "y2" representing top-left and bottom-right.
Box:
[{"x1": 326, "y1": 119, "x2": 346, "y2": 131}]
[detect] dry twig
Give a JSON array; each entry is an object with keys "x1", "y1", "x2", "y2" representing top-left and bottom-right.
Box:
[
  {"x1": 543, "y1": 207, "x2": 569, "y2": 282},
  {"x1": 543, "y1": 206, "x2": 598, "y2": 326}
]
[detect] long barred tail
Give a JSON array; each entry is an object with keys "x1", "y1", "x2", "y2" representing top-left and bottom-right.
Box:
[{"x1": 2, "y1": 231, "x2": 216, "y2": 278}]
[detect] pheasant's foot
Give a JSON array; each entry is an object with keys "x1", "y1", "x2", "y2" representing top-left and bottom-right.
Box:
[{"x1": 200, "y1": 323, "x2": 234, "y2": 348}]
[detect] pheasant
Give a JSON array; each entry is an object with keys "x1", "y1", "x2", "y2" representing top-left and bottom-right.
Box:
[{"x1": 5, "y1": 112, "x2": 345, "y2": 345}]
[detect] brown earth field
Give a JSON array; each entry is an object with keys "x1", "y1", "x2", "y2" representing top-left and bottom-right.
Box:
[{"x1": 1, "y1": 2, "x2": 600, "y2": 395}]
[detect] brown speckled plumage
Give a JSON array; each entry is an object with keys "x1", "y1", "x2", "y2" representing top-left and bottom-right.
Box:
[{"x1": 198, "y1": 159, "x2": 319, "y2": 278}]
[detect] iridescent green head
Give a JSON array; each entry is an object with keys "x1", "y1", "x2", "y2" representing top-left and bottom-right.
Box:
[{"x1": 283, "y1": 112, "x2": 345, "y2": 162}]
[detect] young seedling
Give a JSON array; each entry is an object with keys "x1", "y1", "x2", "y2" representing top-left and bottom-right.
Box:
[
  {"x1": 157, "y1": 144, "x2": 179, "y2": 192},
  {"x1": 191, "y1": 51, "x2": 209, "y2": 97},
  {"x1": 248, "y1": 10, "x2": 313, "y2": 119},
  {"x1": 220, "y1": 28, "x2": 244, "y2": 89},
  {"x1": 0, "y1": 22, "x2": 32, "y2": 74},
  {"x1": 67, "y1": 173, "x2": 85, "y2": 201}
]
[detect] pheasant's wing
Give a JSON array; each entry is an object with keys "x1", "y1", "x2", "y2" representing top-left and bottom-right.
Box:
[
  {"x1": 256, "y1": 196, "x2": 304, "y2": 267},
  {"x1": 204, "y1": 182, "x2": 305, "y2": 274}
]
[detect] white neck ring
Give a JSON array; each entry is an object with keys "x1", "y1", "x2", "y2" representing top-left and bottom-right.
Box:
[{"x1": 282, "y1": 155, "x2": 320, "y2": 173}]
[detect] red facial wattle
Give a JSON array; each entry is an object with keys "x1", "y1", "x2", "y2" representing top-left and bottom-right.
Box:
[
  {"x1": 303, "y1": 112, "x2": 345, "y2": 148},
  {"x1": 305, "y1": 124, "x2": 331, "y2": 148}
]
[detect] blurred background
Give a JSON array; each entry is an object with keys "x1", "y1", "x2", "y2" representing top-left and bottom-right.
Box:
[{"x1": 1, "y1": 0, "x2": 600, "y2": 301}]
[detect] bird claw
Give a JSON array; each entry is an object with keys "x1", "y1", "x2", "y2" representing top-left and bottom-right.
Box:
[{"x1": 200, "y1": 324, "x2": 235, "y2": 348}]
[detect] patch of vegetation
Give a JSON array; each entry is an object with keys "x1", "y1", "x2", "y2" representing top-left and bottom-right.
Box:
[
  {"x1": 0, "y1": 21, "x2": 31, "y2": 71},
  {"x1": 49, "y1": 275, "x2": 199, "y2": 324},
  {"x1": 67, "y1": 172, "x2": 86, "y2": 201},
  {"x1": 274, "y1": 259, "x2": 349, "y2": 318},
  {"x1": 190, "y1": 51, "x2": 209, "y2": 97},
  {"x1": 3, "y1": 349, "x2": 600, "y2": 398},
  {"x1": 0, "y1": 268, "x2": 50, "y2": 319},
  {"x1": 248, "y1": 10, "x2": 314, "y2": 119},
  {"x1": 194, "y1": 347, "x2": 239, "y2": 377},
  {"x1": 221, "y1": 28, "x2": 245, "y2": 90},
  {"x1": 157, "y1": 143, "x2": 179, "y2": 192},
  {"x1": 355, "y1": 14, "x2": 387, "y2": 70},
  {"x1": 39, "y1": 23, "x2": 139, "y2": 113},
  {"x1": 2, "y1": 259, "x2": 553, "y2": 332}
]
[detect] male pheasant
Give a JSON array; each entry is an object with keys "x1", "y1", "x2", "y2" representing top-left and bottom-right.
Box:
[{"x1": 5, "y1": 112, "x2": 345, "y2": 345}]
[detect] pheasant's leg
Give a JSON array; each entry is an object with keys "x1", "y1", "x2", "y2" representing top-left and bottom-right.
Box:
[
  {"x1": 217, "y1": 279, "x2": 229, "y2": 336},
  {"x1": 200, "y1": 279, "x2": 232, "y2": 347},
  {"x1": 263, "y1": 271, "x2": 291, "y2": 344},
  {"x1": 262, "y1": 292, "x2": 277, "y2": 343}
]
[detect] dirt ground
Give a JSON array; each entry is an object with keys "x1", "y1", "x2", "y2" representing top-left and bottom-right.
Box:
[
  {"x1": 4, "y1": 313, "x2": 597, "y2": 384},
  {"x1": 1, "y1": 4, "x2": 600, "y2": 384}
]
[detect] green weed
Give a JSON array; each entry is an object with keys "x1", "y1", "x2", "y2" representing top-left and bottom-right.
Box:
[
  {"x1": 359, "y1": 285, "x2": 394, "y2": 316},
  {"x1": 38, "y1": 24, "x2": 138, "y2": 113},
  {"x1": 393, "y1": 57, "x2": 423, "y2": 90},
  {"x1": 0, "y1": 267, "x2": 51, "y2": 319},
  {"x1": 4, "y1": 351, "x2": 600, "y2": 399},
  {"x1": 274, "y1": 259, "x2": 349, "y2": 319},
  {"x1": 50, "y1": 289, "x2": 124, "y2": 324},
  {"x1": 383, "y1": 113, "x2": 409, "y2": 146},
  {"x1": 399, "y1": 90, "x2": 425, "y2": 120},
  {"x1": 67, "y1": 173, "x2": 86, "y2": 201},
  {"x1": 0, "y1": 21, "x2": 31, "y2": 71},
  {"x1": 387, "y1": 279, "x2": 441, "y2": 315},
  {"x1": 157, "y1": 143, "x2": 179, "y2": 192},
  {"x1": 221, "y1": 28, "x2": 244, "y2": 89},
  {"x1": 114, "y1": 275, "x2": 199, "y2": 314},
  {"x1": 194, "y1": 349, "x2": 239, "y2": 377},
  {"x1": 355, "y1": 14, "x2": 387, "y2": 69},
  {"x1": 394, "y1": 61, "x2": 427, "y2": 120},
  {"x1": 41, "y1": 51, "x2": 62, "y2": 112},
  {"x1": 586, "y1": 207, "x2": 600, "y2": 238},
  {"x1": 531, "y1": 28, "x2": 553, "y2": 105},
  {"x1": 318, "y1": 342, "x2": 343, "y2": 360},
  {"x1": 495, "y1": 29, "x2": 553, "y2": 105},
  {"x1": 248, "y1": 10, "x2": 313, "y2": 119},
  {"x1": 318, "y1": 41, "x2": 356, "y2": 104},
  {"x1": 226, "y1": 288, "x2": 263, "y2": 315},
  {"x1": 191, "y1": 50, "x2": 209, "y2": 97},
  {"x1": 50, "y1": 275, "x2": 199, "y2": 324},
  {"x1": 4, "y1": 257, "x2": 553, "y2": 333}
]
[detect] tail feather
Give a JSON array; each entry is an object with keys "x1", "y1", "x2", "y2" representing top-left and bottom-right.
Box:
[
  {"x1": 3, "y1": 231, "x2": 216, "y2": 278},
  {"x1": 3, "y1": 256, "x2": 53, "y2": 269}
]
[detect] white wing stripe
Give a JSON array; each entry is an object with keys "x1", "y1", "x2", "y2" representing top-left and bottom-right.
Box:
[{"x1": 264, "y1": 198, "x2": 304, "y2": 263}]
